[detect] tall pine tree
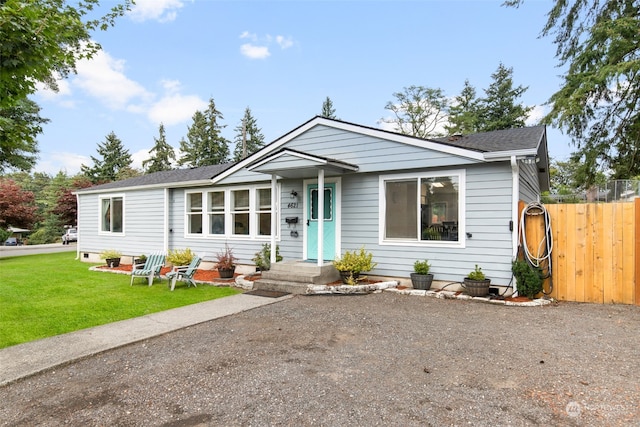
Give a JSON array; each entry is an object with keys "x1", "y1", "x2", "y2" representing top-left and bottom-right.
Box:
[
  {"x1": 232, "y1": 107, "x2": 265, "y2": 161},
  {"x1": 178, "y1": 98, "x2": 229, "y2": 167},
  {"x1": 320, "y1": 96, "x2": 337, "y2": 119},
  {"x1": 143, "y1": 123, "x2": 175, "y2": 173},
  {"x1": 445, "y1": 80, "x2": 481, "y2": 135},
  {"x1": 477, "y1": 63, "x2": 532, "y2": 131},
  {"x1": 81, "y1": 131, "x2": 132, "y2": 183}
]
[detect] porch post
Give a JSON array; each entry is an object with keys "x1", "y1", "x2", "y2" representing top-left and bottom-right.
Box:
[
  {"x1": 270, "y1": 174, "x2": 278, "y2": 265},
  {"x1": 317, "y1": 168, "x2": 325, "y2": 266}
]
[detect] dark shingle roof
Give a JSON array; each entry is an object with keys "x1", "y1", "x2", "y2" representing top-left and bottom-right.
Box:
[
  {"x1": 77, "y1": 163, "x2": 235, "y2": 192},
  {"x1": 431, "y1": 126, "x2": 546, "y2": 152}
]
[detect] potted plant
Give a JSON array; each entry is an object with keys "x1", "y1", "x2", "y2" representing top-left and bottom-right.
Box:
[
  {"x1": 512, "y1": 259, "x2": 543, "y2": 299},
  {"x1": 100, "y1": 249, "x2": 122, "y2": 267},
  {"x1": 134, "y1": 254, "x2": 147, "y2": 266},
  {"x1": 252, "y1": 243, "x2": 283, "y2": 271},
  {"x1": 167, "y1": 248, "x2": 195, "y2": 267},
  {"x1": 333, "y1": 246, "x2": 377, "y2": 285},
  {"x1": 410, "y1": 259, "x2": 433, "y2": 290},
  {"x1": 463, "y1": 264, "x2": 491, "y2": 297},
  {"x1": 215, "y1": 243, "x2": 238, "y2": 279}
]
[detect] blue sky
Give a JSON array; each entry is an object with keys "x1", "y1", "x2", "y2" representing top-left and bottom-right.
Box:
[{"x1": 33, "y1": 0, "x2": 572, "y2": 175}]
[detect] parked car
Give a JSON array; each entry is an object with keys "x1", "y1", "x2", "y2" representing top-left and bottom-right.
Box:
[
  {"x1": 4, "y1": 237, "x2": 19, "y2": 246},
  {"x1": 62, "y1": 228, "x2": 78, "y2": 245}
]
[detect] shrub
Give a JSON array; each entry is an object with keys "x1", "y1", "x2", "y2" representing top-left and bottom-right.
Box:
[
  {"x1": 413, "y1": 260, "x2": 431, "y2": 275},
  {"x1": 214, "y1": 243, "x2": 237, "y2": 269},
  {"x1": 252, "y1": 243, "x2": 282, "y2": 271},
  {"x1": 100, "y1": 249, "x2": 122, "y2": 260},
  {"x1": 512, "y1": 259, "x2": 543, "y2": 299},
  {"x1": 167, "y1": 248, "x2": 195, "y2": 266},
  {"x1": 333, "y1": 246, "x2": 377, "y2": 274}
]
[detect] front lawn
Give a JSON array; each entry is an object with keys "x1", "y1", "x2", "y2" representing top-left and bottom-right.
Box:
[{"x1": 0, "y1": 252, "x2": 241, "y2": 349}]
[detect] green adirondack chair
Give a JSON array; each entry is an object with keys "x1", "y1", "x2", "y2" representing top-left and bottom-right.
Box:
[{"x1": 130, "y1": 252, "x2": 166, "y2": 286}]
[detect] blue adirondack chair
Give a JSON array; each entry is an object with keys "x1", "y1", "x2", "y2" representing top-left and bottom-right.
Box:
[
  {"x1": 166, "y1": 256, "x2": 201, "y2": 291},
  {"x1": 130, "y1": 252, "x2": 166, "y2": 286}
]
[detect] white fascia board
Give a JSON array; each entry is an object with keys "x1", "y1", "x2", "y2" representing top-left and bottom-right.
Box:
[
  {"x1": 74, "y1": 179, "x2": 218, "y2": 195},
  {"x1": 483, "y1": 148, "x2": 538, "y2": 161},
  {"x1": 248, "y1": 150, "x2": 328, "y2": 171}
]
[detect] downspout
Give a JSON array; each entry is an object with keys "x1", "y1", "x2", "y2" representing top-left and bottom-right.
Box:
[
  {"x1": 163, "y1": 188, "x2": 169, "y2": 253},
  {"x1": 75, "y1": 192, "x2": 80, "y2": 260},
  {"x1": 511, "y1": 155, "x2": 519, "y2": 296},
  {"x1": 270, "y1": 174, "x2": 278, "y2": 265}
]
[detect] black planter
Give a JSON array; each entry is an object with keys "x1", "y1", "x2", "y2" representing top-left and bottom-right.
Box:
[
  {"x1": 218, "y1": 266, "x2": 236, "y2": 279},
  {"x1": 339, "y1": 271, "x2": 360, "y2": 284},
  {"x1": 106, "y1": 258, "x2": 121, "y2": 268},
  {"x1": 463, "y1": 278, "x2": 491, "y2": 297},
  {"x1": 410, "y1": 273, "x2": 434, "y2": 290}
]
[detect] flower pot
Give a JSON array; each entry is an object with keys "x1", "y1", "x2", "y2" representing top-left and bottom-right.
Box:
[
  {"x1": 106, "y1": 258, "x2": 121, "y2": 268},
  {"x1": 463, "y1": 278, "x2": 491, "y2": 297},
  {"x1": 218, "y1": 266, "x2": 236, "y2": 279},
  {"x1": 410, "y1": 273, "x2": 434, "y2": 290},
  {"x1": 339, "y1": 271, "x2": 360, "y2": 284}
]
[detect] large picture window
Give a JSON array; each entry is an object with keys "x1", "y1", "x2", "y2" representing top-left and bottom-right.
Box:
[
  {"x1": 382, "y1": 171, "x2": 463, "y2": 243},
  {"x1": 100, "y1": 196, "x2": 124, "y2": 233}
]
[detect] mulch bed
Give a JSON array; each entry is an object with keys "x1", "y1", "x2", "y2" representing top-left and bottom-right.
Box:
[{"x1": 95, "y1": 264, "x2": 237, "y2": 283}]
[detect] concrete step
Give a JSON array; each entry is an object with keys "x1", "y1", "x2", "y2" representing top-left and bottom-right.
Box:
[{"x1": 252, "y1": 279, "x2": 312, "y2": 295}]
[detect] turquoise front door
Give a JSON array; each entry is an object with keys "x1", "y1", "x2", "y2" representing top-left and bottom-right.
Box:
[{"x1": 307, "y1": 183, "x2": 336, "y2": 261}]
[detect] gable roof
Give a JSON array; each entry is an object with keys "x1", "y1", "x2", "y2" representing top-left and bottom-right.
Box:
[
  {"x1": 76, "y1": 163, "x2": 234, "y2": 194},
  {"x1": 432, "y1": 125, "x2": 546, "y2": 152}
]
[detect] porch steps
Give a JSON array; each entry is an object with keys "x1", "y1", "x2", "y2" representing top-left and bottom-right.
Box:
[{"x1": 252, "y1": 260, "x2": 340, "y2": 295}]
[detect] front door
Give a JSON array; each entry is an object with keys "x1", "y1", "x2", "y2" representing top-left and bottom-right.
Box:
[{"x1": 307, "y1": 183, "x2": 336, "y2": 261}]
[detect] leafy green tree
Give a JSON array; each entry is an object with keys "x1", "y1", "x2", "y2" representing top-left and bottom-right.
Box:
[
  {"x1": 477, "y1": 63, "x2": 532, "y2": 131},
  {"x1": 505, "y1": 0, "x2": 640, "y2": 184},
  {"x1": 0, "y1": 0, "x2": 131, "y2": 172},
  {"x1": 445, "y1": 80, "x2": 481, "y2": 135},
  {"x1": 143, "y1": 123, "x2": 175, "y2": 173},
  {"x1": 178, "y1": 98, "x2": 230, "y2": 167},
  {"x1": 382, "y1": 86, "x2": 450, "y2": 138},
  {"x1": 81, "y1": 132, "x2": 132, "y2": 183},
  {"x1": 232, "y1": 107, "x2": 265, "y2": 161},
  {"x1": 52, "y1": 175, "x2": 92, "y2": 227},
  {"x1": 320, "y1": 96, "x2": 337, "y2": 119},
  {"x1": 0, "y1": 98, "x2": 49, "y2": 172}
]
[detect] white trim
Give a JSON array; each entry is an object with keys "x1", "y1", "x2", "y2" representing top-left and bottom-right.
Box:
[
  {"x1": 97, "y1": 193, "x2": 126, "y2": 236},
  {"x1": 303, "y1": 177, "x2": 342, "y2": 260},
  {"x1": 163, "y1": 188, "x2": 169, "y2": 253},
  {"x1": 378, "y1": 169, "x2": 466, "y2": 249},
  {"x1": 511, "y1": 156, "x2": 520, "y2": 259}
]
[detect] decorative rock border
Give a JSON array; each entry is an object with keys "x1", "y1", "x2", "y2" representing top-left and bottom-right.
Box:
[
  {"x1": 306, "y1": 281, "x2": 399, "y2": 295},
  {"x1": 385, "y1": 287, "x2": 552, "y2": 306}
]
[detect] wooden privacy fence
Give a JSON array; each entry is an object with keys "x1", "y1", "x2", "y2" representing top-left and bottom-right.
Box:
[{"x1": 521, "y1": 199, "x2": 640, "y2": 305}]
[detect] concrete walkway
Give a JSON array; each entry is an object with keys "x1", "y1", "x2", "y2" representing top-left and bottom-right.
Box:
[{"x1": 0, "y1": 293, "x2": 292, "y2": 386}]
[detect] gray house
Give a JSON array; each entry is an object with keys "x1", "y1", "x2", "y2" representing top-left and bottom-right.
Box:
[{"x1": 76, "y1": 116, "x2": 549, "y2": 289}]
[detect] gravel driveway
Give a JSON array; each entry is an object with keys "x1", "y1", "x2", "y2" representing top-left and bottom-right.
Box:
[{"x1": 1, "y1": 293, "x2": 639, "y2": 426}]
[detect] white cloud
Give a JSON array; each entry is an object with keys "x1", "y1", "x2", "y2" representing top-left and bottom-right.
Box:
[
  {"x1": 148, "y1": 94, "x2": 207, "y2": 126},
  {"x1": 276, "y1": 35, "x2": 294, "y2": 49},
  {"x1": 128, "y1": 0, "x2": 185, "y2": 23},
  {"x1": 37, "y1": 152, "x2": 90, "y2": 175},
  {"x1": 240, "y1": 43, "x2": 271, "y2": 60},
  {"x1": 74, "y1": 50, "x2": 152, "y2": 110},
  {"x1": 239, "y1": 32, "x2": 295, "y2": 59},
  {"x1": 526, "y1": 105, "x2": 545, "y2": 126}
]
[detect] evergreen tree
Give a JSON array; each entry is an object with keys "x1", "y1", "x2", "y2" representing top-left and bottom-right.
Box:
[
  {"x1": 477, "y1": 63, "x2": 532, "y2": 132},
  {"x1": 445, "y1": 80, "x2": 481, "y2": 135},
  {"x1": 143, "y1": 123, "x2": 175, "y2": 173},
  {"x1": 178, "y1": 98, "x2": 230, "y2": 167},
  {"x1": 232, "y1": 107, "x2": 265, "y2": 161},
  {"x1": 320, "y1": 96, "x2": 337, "y2": 119},
  {"x1": 81, "y1": 132, "x2": 132, "y2": 183}
]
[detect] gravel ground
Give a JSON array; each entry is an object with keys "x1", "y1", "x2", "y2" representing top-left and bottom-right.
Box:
[{"x1": 1, "y1": 292, "x2": 639, "y2": 426}]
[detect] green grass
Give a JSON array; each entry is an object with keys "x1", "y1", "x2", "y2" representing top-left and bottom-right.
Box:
[{"x1": 0, "y1": 252, "x2": 241, "y2": 349}]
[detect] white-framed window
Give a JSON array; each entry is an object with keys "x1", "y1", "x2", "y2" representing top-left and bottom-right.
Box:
[
  {"x1": 380, "y1": 170, "x2": 464, "y2": 244},
  {"x1": 99, "y1": 195, "x2": 124, "y2": 234},
  {"x1": 186, "y1": 192, "x2": 203, "y2": 234},
  {"x1": 208, "y1": 191, "x2": 225, "y2": 235},
  {"x1": 185, "y1": 185, "x2": 277, "y2": 238}
]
